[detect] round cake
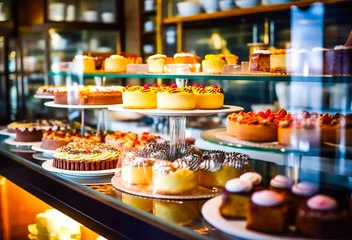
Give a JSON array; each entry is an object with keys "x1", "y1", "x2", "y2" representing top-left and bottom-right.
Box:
[
  {"x1": 104, "y1": 55, "x2": 127, "y2": 72},
  {"x1": 157, "y1": 84, "x2": 195, "y2": 110},
  {"x1": 54, "y1": 86, "x2": 123, "y2": 105},
  {"x1": 147, "y1": 54, "x2": 167, "y2": 73},
  {"x1": 53, "y1": 142, "x2": 121, "y2": 171},
  {"x1": 122, "y1": 84, "x2": 158, "y2": 109},
  {"x1": 193, "y1": 84, "x2": 224, "y2": 109}
]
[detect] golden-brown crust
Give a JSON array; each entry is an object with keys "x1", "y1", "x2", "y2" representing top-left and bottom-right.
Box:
[
  {"x1": 53, "y1": 158, "x2": 118, "y2": 171},
  {"x1": 236, "y1": 123, "x2": 278, "y2": 142}
]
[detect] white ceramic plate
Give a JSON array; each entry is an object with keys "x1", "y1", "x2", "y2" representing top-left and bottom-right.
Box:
[
  {"x1": 201, "y1": 196, "x2": 310, "y2": 240},
  {"x1": 108, "y1": 105, "x2": 244, "y2": 117},
  {"x1": 44, "y1": 101, "x2": 120, "y2": 109},
  {"x1": 0, "y1": 128, "x2": 15, "y2": 137},
  {"x1": 42, "y1": 160, "x2": 119, "y2": 177},
  {"x1": 33, "y1": 153, "x2": 52, "y2": 161},
  {"x1": 31, "y1": 142, "x2": 56, "y2": 155},
  {"x1": 4, "y1": 138, "x2": 41, "y2": 147},
  {"x1": 34, "y1": 94, "x2": 54, "y2": 99},
  {"x1": 111, "y1": 175, "x2": 220, "y2": 200}
]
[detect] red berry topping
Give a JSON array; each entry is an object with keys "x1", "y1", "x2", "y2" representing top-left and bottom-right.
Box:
[
  {"x1": 265, "y1": 109, "x2": 272, "y2": 117},
  {"x1": 278, "y1": 109, "x2": 287, "y2": 119},
  {"x1": 322, "y1": 114, "x2": 332, "y2": 124},
  {"x1": 199, "y1": 85, "x2": 205, "y2": 89},
  {"x1": 213, "y1": 84, "x2": 218, "y2": 88},
  {"x1": 152, "y1": 84, "x2": 158, "y2": 87},
  {"x1": 144, "y1": 84, "x2": 149, "y2": 89},
  {"x1": 334, "y1": 113, "x2": 341, "y2": 119},
  {"x1": 300, "y1": 110, "x2": 310, "y2": 119},
  {"x1": 257, "y1": 111, "x2": 266, "y2": 119},
  {"x1": 170, "y1": 84, "x2": 177, "y2": 88},
  {"x1": 127, "y1": 84, "x2": 131, "y2": 87},
  {"x1": 194, "y1": 84, "x2": 199, "y2": 87},
  {"x1": 161, "y1": 83, "x2": 167, "y2": 87}
]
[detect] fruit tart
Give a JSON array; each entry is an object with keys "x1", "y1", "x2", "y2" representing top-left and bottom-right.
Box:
[
  {"x1": 122, "y1": 84, "x2": 158, "y2": 109},
  {"x1": 105, "y1": 130, "x2": 160, "y2": 150},
  {"x1": 192, "y1": 84, "x2": 224, "y2": 109},
  {"x1": 321, "y1": 113, "x2": 352, "y2": 146}
]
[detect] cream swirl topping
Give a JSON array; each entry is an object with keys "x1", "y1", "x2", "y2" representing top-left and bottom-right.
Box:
[
  {"x1": 270, "y1": 175, "x2": 293, "y2": 189},
  {"x1": 225, "y1": 178, "x2": 252, "y2": 193},
  {"x1": 152, "y1": 160, "x2": 175, "y2": 175},
  {"x1": 292, "y1": 182, "x2": 319, "y2": 197},
  {"x1": 173, "y1": 154, "x2": 200, "y2": 171},
  {"x1": 240, "y1": 172, "x2": 262, "y2": 186},
  {"x1": 252, "y1": 190, "x2": 283, "y2": 207},
  {"x1": 307, "y1": 195, "x2": 337, "y2": 211}
]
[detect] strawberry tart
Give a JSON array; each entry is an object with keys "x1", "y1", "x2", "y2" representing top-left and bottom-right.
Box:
[{"x1": 321, "y1": 113, "x2": 352, "y2": 146}]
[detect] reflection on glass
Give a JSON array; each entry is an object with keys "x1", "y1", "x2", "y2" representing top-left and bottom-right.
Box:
[{"x1": 121, "y1": 193, "x2": 153, "y2": 212}]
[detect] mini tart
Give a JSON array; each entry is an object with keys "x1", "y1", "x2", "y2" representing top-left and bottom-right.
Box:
[
  {"x1": 321, "y1": 113, "x2": 352, "y2": 146},
  {"x1": 220, "y1": 178, "x2": 253, "y2": 219},
  {"x1": 147, "y1": 54, "x2": 167, "y2": 73},
  {"x1": 193, "y1": 84, "x2": 224, "y2": 109},
  {"x1": 152, "y1": 155, "x2": 200, "y2": 195},
  {"x1": 202, "y1": 54, "x2": 226, "y2": 74},
  {"x1": 121, "y1": 193, "x2": 153, "y2": 212},
  {"x1": 122, "y1": 84, "x2": 157, "y2": 109},
  {"x1": 73, "y1": 55, "x2": 95, "y2": 73},
  {"x1": 157, "y1": 85, "x2": 195, "y2": 110},
  {"x1": 53, "y1": 142, "x2": 120, "y2": 171},
  {"x1": 278, "y1": 111, "x2": 321, "y2": 148},
  {"x1": 296, "y1": 195, "x2": 351, "y2": 239},
  {"x1": 104, "y1": 55, "x2": 127, "y2": 72},
  {"x1": 153, "y1": 200, "x2": 198, "y2": 226},
  {"x1": 247, "y1": 190, "x2": 288, "y2": 234},
  {"x1": 54, "y1": 86, "x2": 123, "y2": 105},
  {"x1": 105, "y1": 130, "x2": 160, "y2": 150},
  {"x1": 121, "y1": 156, "x2": 154, "y2": 185},
  {"x1": 199, "y1": 151, "x2": 252, "y2": 189}
]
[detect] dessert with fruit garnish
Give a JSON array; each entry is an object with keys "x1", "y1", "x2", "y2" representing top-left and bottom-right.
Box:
[
  {"x1": 269, "y1": 175, "x2": 293, "y2": 197},
  {"x1": 147, "y1": 54, "x2": 167, "y2": 73},
  {"x1": 53, "y1": 142, "x2": 121, "y2": 171},
  {"x1": 192, "y1": 84, "x2": 224, "y2": 109},
  {"x1": 199, "y1": 151, "x2": 253, "y2": 189},
  {"x1": 157, "y1": 84, "x2": 195, "y2": 110},
  {"x1": 227, "y1": 109, "x2": 287, "y2": 142},
  {"x1": 278, "y1": 110, "x2": 321, "y2": 148},
  {"x1": 105, "y1": 131, "x2": 160, "y2": 150},
  {"x1": 122, "y1": 84, "x2": 158, "y2": 109},
  {"x1": 247, "y1": 190, "x2": 288, "y2": 234},
  {"x1": 73, "y1": 55, "x2": 96, "y2": 73},
  {"x1": 54, "y1": 85, "x2": 123, "y2": 105},
  {"x1": 321, "y1": 113, "x2": 352, "y2": 146},
  {"x1": 152, "y1": 154, "x2": 200, "y2": 195},
  {"x1": 41, "y1": 130, "x2": 104, "y2": 150},
  {"x1": 239, "y1": 172, "x2": 264, "y2": 192},
  {"x1": 220, "y1": 178, "x2": 253, "y2": 219},
  {"x1": 36, "y1": 85, "x2": 65, "y2": 96},
  {"x1": 249, "y1": 50, "x2": 271, "y2": 72},
  {"x1": 270, "y1": 49, "x2": 288, "y2": 74},
  {"x1": 104, "y1": 55, "x2": 128, "y2": 72},
  {"x1": 121, "y1": 153, "x2": 154, "y2": 185},
  {"x1": 296, "y1": 195, "x2": 352, "y2": 239}
]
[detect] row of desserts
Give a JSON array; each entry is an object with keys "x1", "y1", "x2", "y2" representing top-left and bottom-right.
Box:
[
  {"x1": 220, "y1": 174, "x2": 352, "y2": 239},
  {"x1": 121, "y1": 144, "x2": 253, "y2": 194},
  {"x1": 227, "y1": 109, "x2": 352, "y2": 147},
  {"x1": 250, "y1": 46, "x2": 352, "y2": 75},
  {"x1": 122, "y1": 84, "x2": 224, "y2": 110}
]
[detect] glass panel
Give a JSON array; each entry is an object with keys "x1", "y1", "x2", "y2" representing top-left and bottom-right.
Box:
[{"x1": 47, "y1": 0, "x2": 116, "y2": 23}]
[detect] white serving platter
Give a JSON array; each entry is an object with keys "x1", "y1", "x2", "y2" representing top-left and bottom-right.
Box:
[
  {"x1": 44, "y1": 101, "x2": 120, "y2": 109},
  {"x1": 0, "y1": 128, "x2": 15, "y2": 137},
  {"x1": 4, "y1": 138, "x2": 41, "y2": 147}
]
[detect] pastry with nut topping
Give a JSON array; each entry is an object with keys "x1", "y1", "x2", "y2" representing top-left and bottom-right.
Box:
[
  {"x1": 122, "y1": 84, "x2": 158, "y2": 109},
  {"x1": 157, "y1": 84, "x2": 195, "y2": 110},
  {"x1": 193, "y1": 84, "x2": 224, "y2": 109}
]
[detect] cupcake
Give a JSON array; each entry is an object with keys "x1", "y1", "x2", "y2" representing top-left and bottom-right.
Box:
[
  {"x1": 296, "y1": 195, "x2": 351, "y2": 239},
  {"x1": 239, "y1": 172, "x2": 264, "y2": 192},
  {"x1": 269, "y1": 175, "x2": 293, "y2": 196},
  {"x1": 220, "y1": 178, "x2": 253, "y2": 219},
  {"x1": 247, "y1": 190, "x2": 288, "y2": 234}
]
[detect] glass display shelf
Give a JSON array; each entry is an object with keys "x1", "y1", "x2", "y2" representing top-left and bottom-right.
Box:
[
  {"x1": 1, "y1": 135, "x2": 352, "y2": 240},
  {"x1": 49, "y1": 71, "x2": 352, "y2": 83}
]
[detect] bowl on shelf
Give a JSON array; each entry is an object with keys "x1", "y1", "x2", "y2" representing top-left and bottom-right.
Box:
[
  {"x1": 177, "y1": 1, "x2": 201, "y2": 17},
  {"x1": 201, "y1": 0, "x2": 219, "y2": 13},
  {"x1": 219, "y1": 0, "x2": 235, "y2": 10},
  {"x1": 101, "y1": 12, "x2": 115, "y2": 23},
  {"x1": 83, "y1": 10, "x2": 99, "y2": 22},
  {"x1": 235, "y1": 0, "x2": 258, "y2": 8}
]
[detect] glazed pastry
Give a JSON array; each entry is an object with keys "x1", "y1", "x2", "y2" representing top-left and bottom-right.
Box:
[
  {"x1": 192, "y1": 84, "x2": 224, "y2": 109},
  {"x1": 53, "y1": 142, "x2": 120, "y2": 171},
  {"x1": 239, "y1": 172, "x2": 264, "y2": 192},
  {"x1": 152, "y1": 154, "x2": 200, "y2": 195},
  {"x1": 269, "y1": 175, "x2": 293, "y2": 196},
  {"x1": 104, "y1": 55, "x2": 128, "y2": 72},
  {"x1": 249, "y1": 50, "x2": 271, "y2": 72},
  {"x1": 247, "y1": 190, "x2": 288, "y2": 234},
  {"x1": 73, "y1": 55, "x2": 95, "y2": 73},
  {"x1": 121, "y1": 193, "x2": 153, "y2": 212},
  {"x1": 199, "y1": 151, "x2": 252, "y2": 189},
  {"x1": 153, "y1": 200, "x2": 199, "y2": 226},
  {"x1": 147, "y1": 54, "x2": 167, "y2": 73},
  {"x1": 278, "y1": 110, "x2": 321, "y2": 148},
  {"x1": 227, "y1": 109, "x2": 287, "y2": 142},
  {"x1": 157, "y1": 84, "x2": 195, "y2": 110},
  {"x1": 121, "y1": 155, "x2": 154, "y2": 185},
  {"x1": 220, "y1": 178, "x2": 253, "y2": 219},
  {"x1": 105, "y1": 130, "x2": 160, "y2": 150},
  {"x1": 287, "y1": 182, "x2": 319, "y2": 225},
  {"x1": 54, "y1": 86, "x2": 123, "y2": 105},
  {"x1": 122, "y1": 84, "x2": 158, "y2": 109},
  {"x1": 296, "y1": 195, "x2": 351, "y2": 239},
  {"x1": 321, "y1": 113, "x2": 352, "y2": 146}
]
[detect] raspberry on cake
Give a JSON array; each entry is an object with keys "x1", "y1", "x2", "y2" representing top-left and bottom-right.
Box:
[
  {"x1": 193, "y1": 84, "x2": 224, "y2": 109},
  {"x1": 157, "y1": 84, "x2": 195, "y2": 110},
  {"x1": 122, "y1": 84, "x2": 158, "y2": 109},
  {"x1": 54, "y1": 85, "x2": 123, "y2": 105},
  {"x1": 53, "y1": 142, "x2": 121, "y2": 171}
]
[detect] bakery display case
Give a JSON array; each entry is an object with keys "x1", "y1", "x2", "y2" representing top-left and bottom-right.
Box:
[{"x1": 0, "y1": 0, "x2": 352, "y2": 239}]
